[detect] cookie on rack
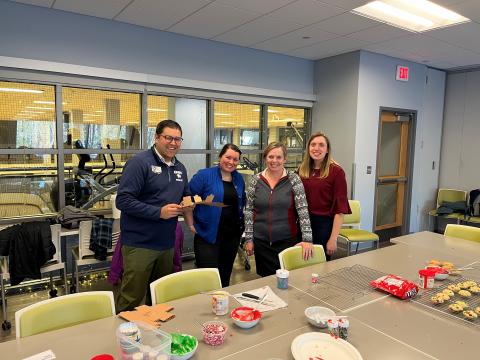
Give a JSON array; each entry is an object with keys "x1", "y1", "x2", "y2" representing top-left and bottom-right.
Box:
[
  {"x1": 463, "y1": 310, "x2": 478, "y2": 320},
  {"x1": 431, "y1": 294, "x2": 449, "y2": 304},
  {"x1": 469, "y1": 286, "x2": 480, "y2": 294},
  {"x1": 458, "y1": 290, "x2": 472, "y2": 298},
  {"x1": 475, "y1": 306, "x2": 480, "y2": 315},
  {"x1": 447, "y1": 284, "x2": 461, "y2": 292},
  {"x1": 442, "y1": 289, "x2": 455, "y2": 297},
  {"x1": 454, "y1": 301, "x2": 468, "y2": 309},
  {"x1": 449, "y1": 303, "x2": 464, "y2": 312}
]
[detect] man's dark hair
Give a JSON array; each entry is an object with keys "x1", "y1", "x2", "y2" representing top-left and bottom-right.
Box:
[
  {"x1": 219, "y1": 143, "x2": 242, "y2": 158},
  {"x1": 156, "y1": 119, "x2": 182, "y2": 136}
]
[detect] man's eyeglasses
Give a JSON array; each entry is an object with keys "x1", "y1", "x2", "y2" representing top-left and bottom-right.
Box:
[{"x1": 159, "y1": 134, "x2": 184, "y2": 143}]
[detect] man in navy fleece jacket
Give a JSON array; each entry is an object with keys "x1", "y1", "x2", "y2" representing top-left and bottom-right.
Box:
[{"x1": 116, "y1": 120, "x2": 193, "y2": 311}]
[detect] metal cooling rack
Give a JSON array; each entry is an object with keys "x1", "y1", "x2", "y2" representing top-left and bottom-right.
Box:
[
  {"x1": 306, "y1": 264, "x2": 388, "y2": 311},
  {"x1": 413, "y1": 273, "x2": 480, "y2": 329}
]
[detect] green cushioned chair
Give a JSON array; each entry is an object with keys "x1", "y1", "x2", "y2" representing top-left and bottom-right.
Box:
[
  {"x1": 428, "y1": 189, "x2": 467, "y2": 230},
  {"x1": 150, "y1": 268, "x2": 222, "y2": 305},
  {"x1": 15, "y1": 291, "x2": 115, "y2": 338},
  {"x1": 465, "y1": 216, "x2": 480, "y2": 225},
  {"x1": 338, "y1": 200, "x2": 379, "y2": 256},
  {"x1": 444, "y1": 224, "x2": 480, "y2": 243},
  {"x1": 278, "y1": 244, "x2": 326, "y2": 271}
]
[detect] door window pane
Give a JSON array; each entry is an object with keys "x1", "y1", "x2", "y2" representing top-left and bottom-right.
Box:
[
  {"x1": 147, "y1": 96, "x2": 207, "y2": 149},
  {"x1": 267, "y1": 106, "x2": 306, "y2": 149},
  {"x1": 376, "y1": 183, "x2": 398, "y2": 227},
  {"x1": 0, "y1": 81, "x2": 56, "y2": 149},
  {"x1": 378, "y1": 122, "x2": 401, "y2": 177},
  {"x1": 214, "y1": 101, "x2": 260, "y2": 150},
  {"x1": 62, "y1": 87, "x2": 141, "y2": 150}
]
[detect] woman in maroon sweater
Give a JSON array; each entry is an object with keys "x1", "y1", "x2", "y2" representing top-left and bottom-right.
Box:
[{"x1": 298, "y1": 132, "x2": 351, "y2": 260}]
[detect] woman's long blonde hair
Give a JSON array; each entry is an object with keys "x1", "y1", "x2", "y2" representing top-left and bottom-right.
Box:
[{"x1": 298, "y1": 132, "x2": 336, "y2": 179}]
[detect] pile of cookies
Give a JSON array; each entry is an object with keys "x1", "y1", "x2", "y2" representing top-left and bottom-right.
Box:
[{"x1": 430, "y1": 280, "x2": 480, "y2": 321}]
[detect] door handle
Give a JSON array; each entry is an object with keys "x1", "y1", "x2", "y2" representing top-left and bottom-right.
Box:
[{"x1": 377, "y1": 177, "x2": 407, "y2": 184}]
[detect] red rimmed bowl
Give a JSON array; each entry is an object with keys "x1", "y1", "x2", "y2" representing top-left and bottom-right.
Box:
[
  {"x1": 426, "y1": 266, "x2": 449, "y2": 280},
  {"x1": 230, "y1": 306, "x2": 262, "y2": 329}
]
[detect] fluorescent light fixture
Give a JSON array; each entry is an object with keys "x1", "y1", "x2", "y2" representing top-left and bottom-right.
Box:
[
  {"x1": 33, "y1": 100, "x2": 66, "y2": 105},
  {"x1": 352, "y1": 0, "x2": 470, "y2": 32},
  {"x1": 20, "y1": 110, "x2": 45, "y2": 114},
  {"x1": 26, "y1": 106, "x2": 54, "y2": 110},
  {"x1": 147, "y1": 108, "x2": 166, "y2": 112},
  {"x1": 253, "y1": 109, "x2": 279, "y2": 113},
  {"x1": 214, "y1": 113, "x2": 232, "y2": 116},
  {"x1": 219, "y1": 121, "x2": 235, "y2": 125},
  {"x1": 0, "y1": 87, "x2": 43, "y2": 94}
]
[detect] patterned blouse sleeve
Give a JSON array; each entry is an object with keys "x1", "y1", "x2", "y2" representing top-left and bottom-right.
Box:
[
  {"x1": 244, "y1": 174, "x2": 259, "y2": 243},
  {"x1": 331, "y1": 165, "x2": 351, "y2": 215},
  {"x1": 289, "y1": 172, "x2": 313, "y2": 243}
]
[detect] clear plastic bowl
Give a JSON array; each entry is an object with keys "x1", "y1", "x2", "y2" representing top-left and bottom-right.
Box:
[{"x1": 202, "y1": 321, "x2": 228, "y2": 346}]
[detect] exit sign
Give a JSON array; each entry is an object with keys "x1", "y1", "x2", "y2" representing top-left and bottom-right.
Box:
[{"x1": 396, "y1": 66, "x2": 409, "y2": 81}]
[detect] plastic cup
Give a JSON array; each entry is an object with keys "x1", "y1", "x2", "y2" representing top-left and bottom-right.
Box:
[
  {"x1": 211, "y1": 291, "x2": 229, "y2": 315},
  {"x1": 276, "y1": 269, "x2": 289, "y2": 289}
]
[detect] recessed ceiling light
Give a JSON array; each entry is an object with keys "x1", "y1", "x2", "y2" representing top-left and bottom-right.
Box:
[
  {"x1": 26, "y1": 106, "x2": 54, "y2": 110},
  {"x1": 0, "y1": 87, "x2": 43, "y2": 93},
  {"x1": 253, "y1": 109, "x2": 279, "y2": 113},
  {"x1": 214, "y1": 113, "x2": 232, "y2": 116},
  {"x1": 352, "y1": 0, "x2": 470, "y2": 32},
  {"x1": 147, "y1": 108, "x2": 166, "y2": 112}
]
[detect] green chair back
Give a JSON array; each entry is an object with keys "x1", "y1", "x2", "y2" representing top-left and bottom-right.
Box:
[
  {"x1": 437, "y1": 189, "x2": 467, "y2": 207},
  {"x1": 278, "y1": 245, "x2": 326, "y2": 271},
  {"x1": 150, "y1": 268, "x2": 222, "y2": 305},
  {"x1": 444, "y1": 224, "x2": 480, "y2": 243},
  {"x1": 343, "y1": 200, "x2": 361, "y2": 225},
  {"x1": 15, "y1": 291, "x2": 115, "y2": 338}
]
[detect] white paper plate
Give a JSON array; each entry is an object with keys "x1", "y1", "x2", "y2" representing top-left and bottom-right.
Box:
[{"x1": 291, "y1": 332, "x2": 363, "y2": 360}]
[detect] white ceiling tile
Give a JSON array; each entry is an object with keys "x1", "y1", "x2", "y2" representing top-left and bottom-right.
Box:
[
  {"x1": 424, "y1": 60, "x2": 458, "y2": 69},
  {"x1": 287, "y1": 36, "x2": 369, "y2": 59},
  {"x1": 53, "y1": 0, "x2": 131, "y2": 19},
  {"x1": 376, "y1": 34, "x2": 480, "y2": 66},
  {"x1": 427, "y1": 21, "x2": 480, "y2": 54},
  {"x1": 213, "y1": 13, "x2": 304, "y2": 47},
  {"x1": 348, "y1": 24, "x2": 411, "y2": 43},
  {"x1": 115, "y1": 0, "x2": 213, "y2": 30},
  {"x1": 169, "y1": 3, "x2": 261, "y2": 39},
  {"x1": 315, "y1": 0, "x2": 371, "y2": 11},
  {"x1": 215, "y1": 0, "x2": 296, "y2": 15},
  {"x1": 442, "y1": 0, "x2": 480, "y2": 22},
  {"x1": 364, "y1": 44, "x2": 426, "y2": 63},
  {"x1": 269, "y1": 0, "x2": 345, "y2": 26},
  {"x1": 253, "y1": 24, "x2": 339, "y2": 53},
  {"x1": 432, "y1": 0, "x2": 469, "y2": 6},
  {"x1": 10, "y1": 0, "x2": 53, "y2": 6},
  {"x1": 312, "y1": 12, "x2": 381, "y2": 35},
  {"x1": 365, "y1": 44, "x2": 457, "y2": 69}
]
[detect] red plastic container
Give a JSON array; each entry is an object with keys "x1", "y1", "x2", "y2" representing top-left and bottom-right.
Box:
[{"x1": 418, "y1": 269, "x2": 436, "y2": 289}]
